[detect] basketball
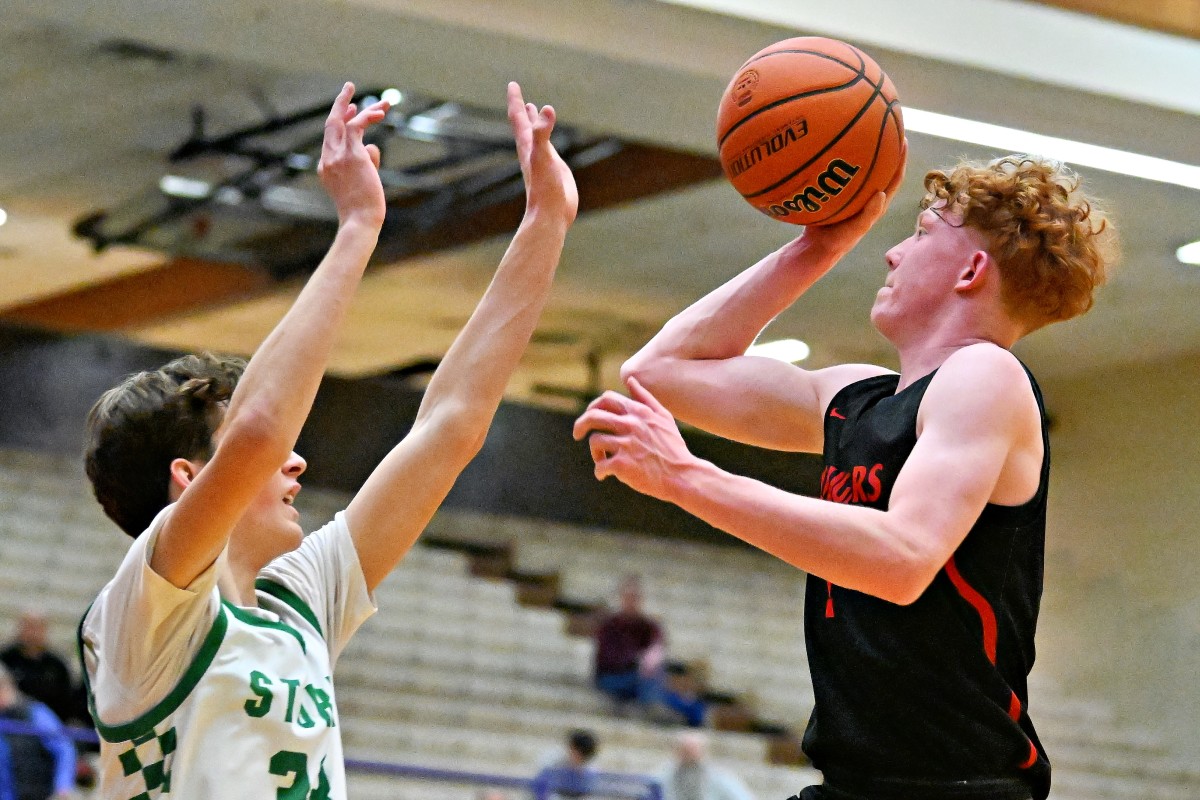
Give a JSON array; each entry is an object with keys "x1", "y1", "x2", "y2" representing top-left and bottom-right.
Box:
[{"x1": 717, "y1": 36, "x2": 905, "y2": 226}]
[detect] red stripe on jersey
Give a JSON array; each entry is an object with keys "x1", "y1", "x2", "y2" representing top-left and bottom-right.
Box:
[
  {"x1": 944, "y1": 556, "x2": 998, "y2": 664},
  {"x1": 1019, "y1": 741, "x2": 1039, "y2": 769},
  {"x1": 1008, "y1": 692, "x2": 1022, "y2": 721}
]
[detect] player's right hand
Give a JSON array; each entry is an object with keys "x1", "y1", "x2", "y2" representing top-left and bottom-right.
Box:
[
  {"x1": 801, "y1": 137, "x2": 908, "y2": 261},
  {"x1": 318, "y1": 82, "x2": 391, "y2": 229}
]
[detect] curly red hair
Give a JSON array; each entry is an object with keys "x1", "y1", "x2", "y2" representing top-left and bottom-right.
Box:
[{"x1": 922, "y1": 156, "x2": 1118, "y2": 331}]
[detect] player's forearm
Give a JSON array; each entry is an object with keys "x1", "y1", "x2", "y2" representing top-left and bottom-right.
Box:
[
  {"x1": 222, "y1": 218, "x2": 379, "y2": 459},
  {"x1": 664, "y1": 457, "x2": 938, "y2": 605},
  {"x1": 413, "y1": 210, "x2": 568, "y2": 450},
  {"x1": 626, "y1": 235, "x2": 838, "y2": 371}
]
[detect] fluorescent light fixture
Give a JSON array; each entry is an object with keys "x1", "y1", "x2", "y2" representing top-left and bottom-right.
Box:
[
  {"x1": 746, "y1": 338, "x2": 810, "y2": 363},
  {"x1": 0, "y1": 208, "x2": 6, "y2": 226},
  {"x1": 159, "y1": 175, "x2": 212, "y2": 200},
  {"x1": 381, "y1": 88, "x2": 403, "y2": 106},
  {"x1": 903, "y1": 108, "x2": 1200, "y2": 191},
  {"x1": 1176, "y1": 241, "x2": 1200, "y2": 266}
]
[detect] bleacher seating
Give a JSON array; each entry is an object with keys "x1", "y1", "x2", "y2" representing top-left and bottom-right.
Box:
[{"x1": 0, "y1": 446, "x2": 1195, "y2": 800}]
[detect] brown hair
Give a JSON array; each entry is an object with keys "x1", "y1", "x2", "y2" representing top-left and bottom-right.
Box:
[
  {"x1": 922, "y1": 156, "x2": 1118, "y2": 331},
  {"x1": 84, "y1": 353, "x2": 245, "y2": 538}
]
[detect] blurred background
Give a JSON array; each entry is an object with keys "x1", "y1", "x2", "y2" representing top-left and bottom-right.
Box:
[{"x1": 0, "y1": 1, "x2": 1197, "y2": 799}]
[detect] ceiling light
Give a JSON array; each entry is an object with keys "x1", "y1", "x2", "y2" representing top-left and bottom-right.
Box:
[
  {"x1": 159, "y1": 175, "x2": 212, "y2": 200},
  {"x1": 381, "y1": 88, "x2": 403, "y2": 106},
  {"x1": 0, "y1": 208, "x2": 6, "y2": 226},
  {"x1": 1176, "y1": 241, "x2": 1200, "y2": 266},
  {"x1": 746, "y1": 338, "x2": 810, "y2": 363},
  {"x1": 903, "y1": 108, "x2": 1200, "y2": 191}
]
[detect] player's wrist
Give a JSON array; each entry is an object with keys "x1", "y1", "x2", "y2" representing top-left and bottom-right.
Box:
[
  {"x1": 521, "y1": 203, "x2": 574, "y2": 235},
  {"x1": 663, "y1": 454, "x2": 717, "y2": 507},
  {"x1": 335, "y1": 212, "x2": 385, "y2": 238}
]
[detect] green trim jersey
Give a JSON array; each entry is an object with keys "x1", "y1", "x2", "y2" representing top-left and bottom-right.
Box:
[{"x1": 80, "y1": 508, "x2": 376, "y2": 800}]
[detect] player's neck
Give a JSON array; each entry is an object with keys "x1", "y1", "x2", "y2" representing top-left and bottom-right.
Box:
[{"x1": 894, "y1": 333, "x2": 1012, "y2": 391}]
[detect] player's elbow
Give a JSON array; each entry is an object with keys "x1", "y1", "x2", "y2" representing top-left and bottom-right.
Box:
[
  {"x1": 421, "y1": 402, "x2": 491, "y2": 461},
  {"x1": 877, "y1": 528, "x2": 945, "y2": 606},
  {"x1": 219, "y1": 406, "x2": 293, "y2": 464},
  {"x1": 621, "y1": 351, "x2": 672, "y2": 390}
]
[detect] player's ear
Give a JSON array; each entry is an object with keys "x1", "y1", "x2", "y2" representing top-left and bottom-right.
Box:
[
  {"x1": 955, "y1": 250, "x2": 992, "y2": 293},
  {"x1": 168, "y1": 457, "x2": 205, "y2": 500}
]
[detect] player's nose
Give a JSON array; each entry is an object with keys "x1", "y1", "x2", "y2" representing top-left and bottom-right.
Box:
[{"x1": 283, "y1": 451, "x2": 307, "y2": 477}]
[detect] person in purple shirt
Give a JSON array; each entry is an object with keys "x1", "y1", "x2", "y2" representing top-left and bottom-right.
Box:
[
  {"x1": 592, "y1": 576, "x2": 706, "y2": 727},
  {"x1": 0, "y1": 666, "x2": 75, "y2": 800}
]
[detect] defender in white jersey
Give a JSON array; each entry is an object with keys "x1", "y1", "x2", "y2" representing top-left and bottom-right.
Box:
[{"x1": 80, "y1": 81, "x2": 577, "y2": 799}]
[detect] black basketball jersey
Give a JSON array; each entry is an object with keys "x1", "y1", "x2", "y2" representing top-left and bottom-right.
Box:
[{"x1": 802, "y1": 366, "x2": 1051, "y2": 800}]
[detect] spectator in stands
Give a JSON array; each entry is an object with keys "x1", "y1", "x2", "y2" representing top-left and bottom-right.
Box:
[
  {"x1": 592, "y1": 576, "x2": 706, "y2": 727},
  {"x1": 0, "y1": 665, "x2": 76, "y2": 800},
  {"x1": 656, "y1": 732, "x2": 754, "y2": 800},
  {"x1": 0, "y1": 735, "x2": 16, "y2": 800},
  {"x1": 0, "y1": 613, "x2": 83, "y2": 727},
  {"x1": 533, "y1": 729, "x2": 600, "y2": 799}
]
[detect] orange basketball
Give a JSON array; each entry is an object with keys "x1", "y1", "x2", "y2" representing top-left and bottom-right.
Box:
[{"x1": 717, "y1": 36, "x2": 905, "y2": 226}]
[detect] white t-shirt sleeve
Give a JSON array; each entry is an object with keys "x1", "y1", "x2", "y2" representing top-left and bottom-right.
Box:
[
  {"x1": 81, "y1": 504, "x2": 221, "y2": 725},
  {"x1": 257, "y1": 511, "x2": 377, "y2": 662}
]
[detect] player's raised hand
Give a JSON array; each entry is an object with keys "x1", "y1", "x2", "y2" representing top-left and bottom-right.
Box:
[
  {"x1": 800, "y1": 137, "x2": 909, "y2": 261},
  {"x1": 318, "y1": 82, "x2": 391, "y2": 229},
  {"x1": 507, "y1": 81, "x2": 578, "y2": 226},
  {"x1": 573, "y1": 377, "x2": 693, "y2": 502}
]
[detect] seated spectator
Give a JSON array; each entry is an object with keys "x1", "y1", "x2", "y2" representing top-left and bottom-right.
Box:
[
  {"x1": 0, "y1": 666, "x2": 76, "y2": 800},
  {"x1": 656, "y1": 732, "x2": 754, "y2": 800},
  {"x1": 592, "y1": 576, "x2": 706, "y2": 727},
  {"x1": 532, "y1": 729, "x2": 600, "y2": 799},
  {"x1": 0, "y1": 735, "x2": 15, "y2": 800},
  {"x1": 0, "y1": 613, "x2": 83, "y2": 727}
]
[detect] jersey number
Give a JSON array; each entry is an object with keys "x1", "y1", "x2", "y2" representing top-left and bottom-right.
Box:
[{"x1": 269, "y1": 750, "x2": 331, "y2": 800}]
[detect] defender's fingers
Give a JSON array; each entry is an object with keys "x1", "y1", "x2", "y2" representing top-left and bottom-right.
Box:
[
  {"x1": 324, "y1": 82, "x2": 355, "y2": 147},
  {"x1": 366, "y1": 143, "x2": 381, "y2": 170},
  {"x1": 507, "y1": 81, "x2": 525, "y2": 121}
]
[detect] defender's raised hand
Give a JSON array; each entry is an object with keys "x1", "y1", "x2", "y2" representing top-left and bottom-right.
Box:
[
  {"x1": 318, "y1": 82, "x2": 391, "y2": 229},
  {"x1": 507, "y1": 81, "x2": 578, "y2": 225}
]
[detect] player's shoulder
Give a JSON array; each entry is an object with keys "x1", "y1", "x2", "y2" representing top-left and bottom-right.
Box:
[
  {"x1": 935, "y1": 343, "x2": 1030, "y2": 393},
  {"x1": 925, "y1": 344, "x2": 1038, "y2": 422}
]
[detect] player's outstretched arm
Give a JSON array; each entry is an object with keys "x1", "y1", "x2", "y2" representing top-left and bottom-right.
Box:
[
  {"x1": 153, "y1": 83, "x2": 390, "y2": 588},
  {"x1": 576, "y1": 344, "x2": 1040, "y2": 604},
  {"x1": 345, "y1": 82, "x2": 577, "y2": 592},
  {"x1": 621, "y1": 142, "x2": 906, "y2": 453}
]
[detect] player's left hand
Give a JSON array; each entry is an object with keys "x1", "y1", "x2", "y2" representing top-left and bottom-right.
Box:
[
  {"x1": 507, "y1": 81, "x2": 579, "y2": 226},
  {"x1": 573, "y1": 377, "x2": 693, "y2": 502}
]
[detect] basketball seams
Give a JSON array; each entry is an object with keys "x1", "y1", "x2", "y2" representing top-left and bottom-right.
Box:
[
  {"x1": 718, "y1": 46, "x2": 866, "y2": 147},
  {"x1": 817, "y1": 99, "x2": 902, "y2": 224},
  {"x1": 740, "y1": 47, "x2": 864, "y2": 78},
  {"x1": 741, "y1": 66, "x2": 888, "y2": 200},
  {"x1": 717, "y1": 74, "x2": 865, "y2": 148}
]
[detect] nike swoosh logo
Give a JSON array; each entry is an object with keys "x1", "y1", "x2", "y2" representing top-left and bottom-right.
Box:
[{"x1": 830, "y1": 408, "x2": 846, "y2": 419}]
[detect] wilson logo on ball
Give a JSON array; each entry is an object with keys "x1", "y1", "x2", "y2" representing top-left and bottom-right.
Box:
[
  {"x1": 728, "y1": 120, "x2": 810, "y2": 178},
  {"x1": 767, "y1": 158, "x2": 861, "y2": 217}
]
